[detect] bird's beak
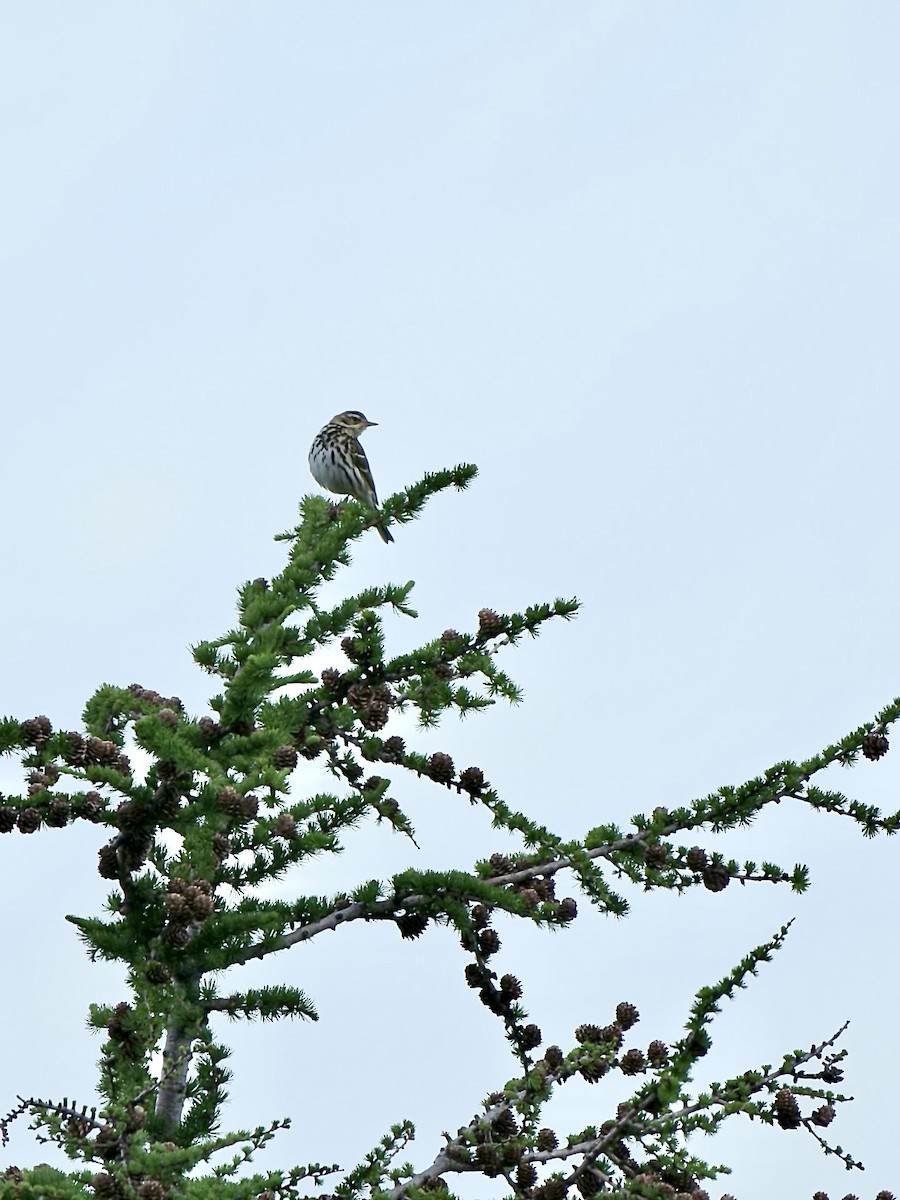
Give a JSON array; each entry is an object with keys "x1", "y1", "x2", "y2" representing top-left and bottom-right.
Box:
[{"x1": 367, "y1": 420, "x2": 378, "y2": 427}]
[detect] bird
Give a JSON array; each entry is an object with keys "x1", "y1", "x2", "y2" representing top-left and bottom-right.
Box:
[{"x1": 308, "y1": 410, "x2": 394, "y2": 543}]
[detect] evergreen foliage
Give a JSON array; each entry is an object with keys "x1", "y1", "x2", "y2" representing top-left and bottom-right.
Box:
[{"x1": 1, "y1": 468, "x2": 897, "y2": 1200}]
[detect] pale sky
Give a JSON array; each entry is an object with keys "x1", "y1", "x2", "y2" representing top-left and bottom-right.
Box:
[{"x1": 2, "y1": 5, "x2": 899, "y2": 1197}]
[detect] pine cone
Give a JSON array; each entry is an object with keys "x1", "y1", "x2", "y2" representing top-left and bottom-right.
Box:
[
  {"x1": 465, "y1": 963, "x2": 487, "y2": 988},
  {"x1": 811, "y1": 1103, "x2": 835, "y2": 1127},
  {"x1": 274, "y1": 813, "x2": 297, "y2": 838},
  {"x1": 197, "y1": 716, "x2": 222, "y2": 741},
  {"x1": 80, "y1": 791, "x2": 105, "y2": 821},
  {"x1": 601, "y1": 1023, "x2": 623, "y2": 1050},
  {"x1": 575, "y1": 1023, "x2": 604, "y2": 1045},
  {"x1": 218, "y1": 786, "x2": 243, "y2": 815},
  {"x1": 162, "y1": 923, "x2": 191, "y2": 949},
  {"x1": 273, "y1": 745, "x2": 298, "y2": 769},
  {"x1": 477, "y1": 928, "x2": 500, "y2": 956},
  {"x1": 0, "y1": 808, "x2": 17, "y2": 833},
  {"x1": 616, "y1": 1001, "x2": 640, "y2": 1029},
  {"x1": 702, "y1": 864, "x2": 730, "y2": 892},
  {"x1": 137, "y1": 1181, "x2": 168, "y2": 1200},
  {"x1": 362, "y1": 703, "x2": 390, "y2": 731},
  {"x1": 397, "y1": 912, "x2": 429, "y2": 939},
  {"x1": 686, "y1": 846, "x2": 708, "y2": 871},
  {"x1": 579, "y1": 1057, "x2": 609, "y2": 1083},
  {"x1": 619, "y1": 1048, "x2": 647, "y2": 1075},
  {"x1": 106, "y1": 1002, "x2": 134, "y2": 1042},
  {"x1": 773, "y1": 1087, "x2": 801, "y2": 1129},
  {"x1": 521, "y1": 1023, "x2": 542, "y2": 1050},
  {"x1": 500, "y1": 974, "x2": 522, "y2": 999},
  {"x1": 492, "y1": 1108, "x2": 518, "y2": 1139},
  {"x1": 535, "y1": 1127, "x2": 558, "y2": 1151},
  {"x1": 427, "y1": 752, "x2": 455, "y2": 784},
  {"x1": 19, "y1": 715, "x2": 53, "y2": 745},
  {"x1": 115, "y1": 800, "x2": 141, "y2": 830},
  {"x1": 153, "y1": 769, "x2": 181, "y2": 803},
  {"x1": 863, "y1": 731, "x2": 889, "y2": 761},
  {"x1": 87, "y1": 737, "x2": 119, "y2": 764},
  {"x1": 516, "y1": 1162, "x2": 537, "y2": 1189},
  {"x1": 543, "y1": 1044, "x2": 564, "y2": 1069},
  {"x1": 145, "y1": 962, "x2": 171, "y2": 985},
  {"x1": 98, "y1": 844, "x2": 120, "y2": 879},
  {"x1": 163, "y1": 895, "x2": 188, "y2": 924},
  {"x1": 556, "y1": 897, "x2": 578, "y2": 922},
  {"x1": 62, "y1": 731, "x2": 88, "y2": 764},
  {"x1": 471, "y1": 903, "x2": 490, "y2": 928},
  {"x1": 645, "y1": 843, "x2": 668, "y2": 868},
  {"x1": 151, "y1": 786, "x2": 181, "y2": 821},
  {"x1": 45, "y1": 799, "x2": 71, "y2": 827},
  {"x1": 576, "y1": 1168, "x2": 605, "y2": 1198},
  {"x1": 186, "y1": 889, "x2": 214, "y2": 921},
  {"x1": 340, "y1": 637, "x2": 361, "y2": 662},
  {"x1": 346, "y1": 682, "x2": 371, "y2": 710},
  {"x1": 17, "y1": 808, "x2": 41, "y2": 834},
  {"x1": 647, "y1": 1039, "x2": 669, "y2": 1067},
  {"x1": 381, "y1": 735, "x2": 405, "y2": 762},
  {"x1": 534, "y1": 1178, "x2": 566, "y2": 1200},
  {"x1": 211, "y1": 833, "x2": 232, "y2": 861},
  {"x1": 459, "y1": 766, "x2": 485, "y2": 795},
  {"x1": 531, "y1": 876, "x2": 555, "y2": 901},
  {"x1": 475, "y1": 1143, "x2": 500, "y2": 1173},
  {"x1": 684, "y1": 1029, "x2": 711, "y2": 1057},
  {"x1": 94, "y1": 1126, "x2": 121, "y2": 1159},
  {"x1": 478, "y1": 608, "x2": 505, "y2": 637}
]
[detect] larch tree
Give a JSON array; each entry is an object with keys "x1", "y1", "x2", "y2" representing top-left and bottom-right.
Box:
[{"x1": 1, "y1": 469, "x2": 897, "y2": 1200}]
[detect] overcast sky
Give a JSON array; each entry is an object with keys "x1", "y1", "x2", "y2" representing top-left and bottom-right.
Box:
[{"x1": 2, "y1": 5, "x2": 899, "y2": 1197}]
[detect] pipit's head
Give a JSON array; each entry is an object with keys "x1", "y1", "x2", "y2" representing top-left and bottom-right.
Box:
[{"x1": 330, "y1": 410, "x2": 377, "y2": 436}]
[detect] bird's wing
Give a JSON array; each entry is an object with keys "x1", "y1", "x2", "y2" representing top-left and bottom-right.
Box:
[{"x1": 349, "y1": 439, "x2": 379, "y2": 506}]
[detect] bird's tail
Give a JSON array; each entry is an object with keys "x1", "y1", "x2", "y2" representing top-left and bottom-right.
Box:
[{"x1": 376, "y1": 518, "x2": 394, "y2": 544}]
